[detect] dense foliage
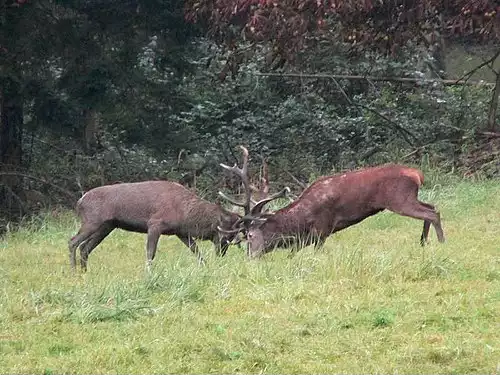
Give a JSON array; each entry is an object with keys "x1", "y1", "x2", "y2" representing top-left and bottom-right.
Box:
[
  {"x1": 185, "y1": 0, "x2": 500, "y2": 75},
  {"x1": 0, "y1": 0, "x2": 499, "y2": 229}
]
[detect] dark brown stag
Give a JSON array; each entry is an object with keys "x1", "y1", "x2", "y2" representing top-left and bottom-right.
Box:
[
  {"x1": 219, "y1": 147, "x2": 445, "y2": 258},
  {"x1": 69, "y1": 180, "x2": 241, "y2": 271}
]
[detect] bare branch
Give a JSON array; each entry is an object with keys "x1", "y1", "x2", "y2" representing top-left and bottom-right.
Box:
[
  {"x1": 0, "y1": 172, "x2": 77, "y2": 200},
  {"x1": 253, "y1": 72, "x2": 495, "y2": 87},
  {"x1": 487, "y1": 70, "x2": 500, "y2": 131},
  {"x1": 0, "y1": 183, "x2": 26, "y2": 217},
  {"x1": 479, "y1": 131, "x2": 500, "y2": 138},
  {"x1": 177, "y1": 149, "x2": 186, "y2": 165},
  {"x1": 330, "y1": 76, "x2": 353, "y2": 105},
  {"x1": 284, "y1": 170, "x2": 308, "y2": 190},
  {"x1": 76, "y1": 176, "x2": 84, "y2": 197},
  {"x1": 327, "y1": 76, "x2": 418, "y2": 144},
  {"x1": 455, "y1": 49, "x2": 500, "y2": 84},
  {"x1": 356, "y1": 103, "x2": 418, "y2": 146},
  {"x1": 255, "y1": 72, "x2": 421, "y2": 146}
]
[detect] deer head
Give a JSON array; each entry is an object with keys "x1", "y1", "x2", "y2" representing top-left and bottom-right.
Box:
[{"x1": 217, "y1": 145, "x2": 291, "y2": 257}]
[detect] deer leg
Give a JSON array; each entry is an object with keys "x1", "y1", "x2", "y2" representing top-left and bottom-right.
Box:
[
  {"x1": 421, "y1": 220, "x2": 431, "y2": 246},
  {"x1": 79, "y1": 224, "x2": 114, "y2": 272},
  {"x1": 68, "y1": 224, "x2": 99, "y2": 271},
  {"x1": 177, "y1": 235, "x2": 205, "y2": 265},
  {"x1": 431, "y1": 209, "x2": 444, "y2": 243},
  {"x1": 418, "y1": 202, "x2": 444, "y2": 245},
  {"x1": 146, "y1": 226, "x2": 162, "y2": 272},
  {"x1": 215, "y1": 240, "x2": 229, "y2": 257},
  {"x1": 310, "y1": 220, "x2": 331, "y2": 252},
  {"x1": 211, "y1": 236, "x2": 228, "y2": 257},
  {"x1": 388, "y1": 200, "x2": 445, "y2": 244},
  {"x1": 313, "y1": 236, "x2": 327, "y2": 251},
  {"x1": 216, "y1": 232, "x2": 244, "y2": 256}
]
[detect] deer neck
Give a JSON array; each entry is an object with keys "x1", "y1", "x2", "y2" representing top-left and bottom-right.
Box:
[{"x1": 262, "y1": 209, "x2": 309, "y2": 249}]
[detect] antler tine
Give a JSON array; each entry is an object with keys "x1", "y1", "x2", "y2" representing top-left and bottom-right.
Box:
[
  {"x1": 217, "y1": 191, "x2": 244, "y2": 207},
  {"x1": 217, "y1": 225, "x2": 243, "y2": 235},
  {"x1": 250, "y1": 186, "x2": 291, "y2": 215},
  {"x1": 219, "y1": 145, "x2": 251, "y2": 215}
]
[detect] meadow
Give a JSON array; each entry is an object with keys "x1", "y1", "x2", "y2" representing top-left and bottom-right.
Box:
[{"x1": 0, "y1": 176, "x2": 499, "y2": 374}]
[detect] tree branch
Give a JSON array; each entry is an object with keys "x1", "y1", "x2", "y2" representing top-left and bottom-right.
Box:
[
  {"x1": 479, "y1": 131, "x2": 500, "y2": 138},
  {"x1": 329, "y1": 77, "x2": 353, "y2": 105},
  {"x1": 284, "y1": 170, "x2": 308, "y2": 190},
  {"x1": 327, "y1": 76, "x2": 417, "y2": 145},
  {"x1": 455, "y1": 49, "x2": 500, "y2": 84},
  {"x1": 356, "y1": 103, "x2": 418, "y2": 146},
  {"x1": 0, "y1": 172, "x2": 77, "y2": 200},
  {"x1": 0, "y1": 183, "x2": 26, "y2": 217},
  {"x1": 487, "y1": 70, "x2": 500, "y2": 132},
  {"x1": 253, "y1": 72, "x2": 495, "y2": 87}
]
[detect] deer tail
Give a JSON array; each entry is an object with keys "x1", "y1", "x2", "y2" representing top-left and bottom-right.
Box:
[{"x1": 402, "y1": 168, "x2": 425, "y2": 187}]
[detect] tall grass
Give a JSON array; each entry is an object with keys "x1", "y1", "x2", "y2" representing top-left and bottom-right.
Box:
[{"x1": 0, "y1": 179, "x2": 499, "y2": 374}]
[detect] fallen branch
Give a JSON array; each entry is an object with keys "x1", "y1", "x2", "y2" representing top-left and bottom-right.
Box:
[
  {"x1": 253, "y1": 72, "x2": 496, "y2": 87},
  {"x1": 479, "y1": 131, "x2": 500, "y2": 138}
]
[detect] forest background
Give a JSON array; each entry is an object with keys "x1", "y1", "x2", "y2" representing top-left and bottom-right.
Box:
[{"x1": 1, "y1": 0, "x2": 499, "y2": 227}]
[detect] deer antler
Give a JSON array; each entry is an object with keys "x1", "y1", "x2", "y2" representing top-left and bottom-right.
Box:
[
  {"x1": 219, "y1": 145, "x2": 251, "y2": 216},
  {"x1": 258, "y1": 156, "x2": 270, "y2": 200},
  {"x1": 250, "y1": 187, "x2": 290, "y2": 215},
  {"x1": 218, "y1": 146, "x2": 291, "y2": 240},
  {"x1": 248, "y1": 156, "x2": 269, "y2": 206}
]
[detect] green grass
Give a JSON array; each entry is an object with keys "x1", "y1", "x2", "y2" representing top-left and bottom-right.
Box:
[{"x1": 0, "y1": 180, "x2": 499, "y2": 374}]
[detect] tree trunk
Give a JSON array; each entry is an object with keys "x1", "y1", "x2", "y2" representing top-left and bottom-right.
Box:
[
  {"x1": 84, "y1": 108, "x2": 99, "y2": 154},
  {"x1": 0, "y1": 78, "x2": 24, "y2": 217},
  {"x1": 487, "y1": 71, "x2": 500, "y2": 132}
]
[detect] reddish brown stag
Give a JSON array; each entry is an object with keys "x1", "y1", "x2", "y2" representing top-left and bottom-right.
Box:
[
  {"x1": 220, "y1": 147, "x2": 445, "y2": 258},
  {"x1": 69, "y1": 180, "x2": 241, "y2": 271}
]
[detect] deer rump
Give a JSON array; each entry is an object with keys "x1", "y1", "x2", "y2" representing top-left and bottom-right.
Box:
[{"x1": 218, "y1": 147, "x2": 445, "y2": 258}]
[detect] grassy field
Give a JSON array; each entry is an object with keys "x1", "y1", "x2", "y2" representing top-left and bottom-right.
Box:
[{"x1": 0, "y1": 178, "x2": 499, "y2": 374}]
